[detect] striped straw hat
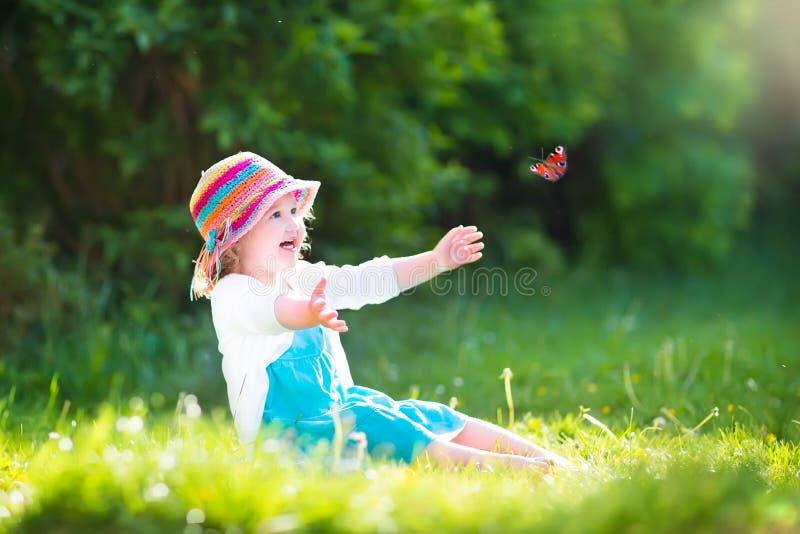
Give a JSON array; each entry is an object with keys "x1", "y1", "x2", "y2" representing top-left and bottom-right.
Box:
[{"x1": 189, "y1": 152, "x2": 319, "y2": 300}]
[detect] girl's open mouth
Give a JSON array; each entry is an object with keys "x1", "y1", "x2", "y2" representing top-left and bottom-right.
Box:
[{"x1": 279, "y1": 239, "x2": 298, "y2": 252}]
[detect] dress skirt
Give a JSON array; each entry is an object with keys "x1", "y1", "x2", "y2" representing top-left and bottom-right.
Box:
[{"x1": 262, "y1": 327, "x2": 467, "y2": 463}]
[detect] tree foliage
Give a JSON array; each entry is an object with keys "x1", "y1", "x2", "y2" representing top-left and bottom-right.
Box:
[{"x1": 2, "y1": 0, "x2": 774, "y2": 272}]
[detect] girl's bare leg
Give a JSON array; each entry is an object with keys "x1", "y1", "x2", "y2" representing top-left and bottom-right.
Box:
[
  {"x1": 420, "y1": 437, "x2": 552, "y2": 473},
  {"x1": 450, "y1": 417, "x2": 574, "y2": 469}
]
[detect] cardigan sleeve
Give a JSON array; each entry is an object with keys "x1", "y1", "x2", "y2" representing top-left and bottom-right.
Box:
[
  {"x1": 210, "y1": 274, "x2": 291, "y2": 336},
  {"x1": 290, "y1": 256, "x2": 401, "y2": 311}
]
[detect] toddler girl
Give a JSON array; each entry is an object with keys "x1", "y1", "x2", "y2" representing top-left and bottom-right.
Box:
[{"x1": 189, "y1": 152, "x2": 571, "y2": 472}]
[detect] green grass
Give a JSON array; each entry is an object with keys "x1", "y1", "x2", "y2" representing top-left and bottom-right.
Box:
[{"x1": 1, "y1": 246, "x2": 799, "y2": 532}]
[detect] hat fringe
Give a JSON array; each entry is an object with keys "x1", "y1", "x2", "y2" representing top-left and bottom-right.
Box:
[{"x1": 189, "y1": 219, "x2": 232, "y2": 301}]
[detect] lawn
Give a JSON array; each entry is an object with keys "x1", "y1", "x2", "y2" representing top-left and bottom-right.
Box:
[{"x1": 1, "y1": 242, "x2": 798, "y2": 532}]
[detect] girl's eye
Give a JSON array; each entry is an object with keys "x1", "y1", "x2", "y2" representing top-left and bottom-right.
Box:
[
  {"x1": 291, "y1": 208, "x2": 297, "y2": 215},
  {"x1": 270, "y1": 211, "x2": 281, "y2": 219}
]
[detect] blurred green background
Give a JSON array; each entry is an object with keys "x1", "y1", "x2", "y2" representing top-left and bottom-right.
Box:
[{"x1": 1, "y1": 0, "x2": 798, "y2": 417}]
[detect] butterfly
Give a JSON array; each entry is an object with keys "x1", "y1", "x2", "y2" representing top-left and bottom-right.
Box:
[{"x1": 529, "y1": 146, "x2": 567, "y2": 182}]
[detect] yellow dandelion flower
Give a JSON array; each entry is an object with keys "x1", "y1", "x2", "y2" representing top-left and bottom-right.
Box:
[
  {"x1": 766, "y1": 433, "x2": 777, "y2": 444},
  {"x1": 602, "y1": 405, "x2": 611, "y2": 414},
  {"x1": 667, "y1": 408, "x2": 676, "y2": 417},
  {"x1": 727, "y1": 404, "x2": 735, "y2": 413},
  {"x1": 631, "y1": 374, "x2": 641, "y2": 384}
]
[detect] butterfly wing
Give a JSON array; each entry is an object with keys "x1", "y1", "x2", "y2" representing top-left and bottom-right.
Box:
[{"x1": 529, "y1": 146, "x2": 567, "y2": 182}]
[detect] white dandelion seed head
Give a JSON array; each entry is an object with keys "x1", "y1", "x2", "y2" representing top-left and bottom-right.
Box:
[
  {"x1": 159, "y1": 452, "x2": 177, "y2": 471},
  {"x1": 8, "y1": 490, "x2": 24, "y2": 505},
  {"x1": 186, "y1": 404, "x2": 202, "y2": 419},
  {"x1": 58, "y1": 437, "x2": 73, "y2": 451},
  {"x1": 115, "y1": 417, "x2": 129, "y2": 432},
  {"x1": 116, "y1": 415, "x2": 144, "y2": 433},
  {"x1": 103, "y1": 445, "x2": 119, "y2": 462},
  {"x1": 262, "y1": 514, "x2": 299, "y2": 533},
  {"x1": 144, "y1": 482, "x2": 170, "y2": 501},
  {"x1": 121, "y1": 449, "x2": 135, "y2": 463},
  {"x1": 186, "y1": 508, "x2": 205, "y2": 524},
  {"x1": 128, "y1": 415, "x2": 144, "y2": 433}
]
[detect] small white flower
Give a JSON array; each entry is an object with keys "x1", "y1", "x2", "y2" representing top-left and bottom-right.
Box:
[
  {"x1": 184, "y1": 394, "x2": 199, "y2": 407},
  {"x1": 186, "y1": 404, "x2": 202, "y2": 419},
  {"x1": 48, "y1": 432, "x2": 60, "y2": 440},
  {"x1": 58, "y1": 437, "x2": 73, "y2": 451}
]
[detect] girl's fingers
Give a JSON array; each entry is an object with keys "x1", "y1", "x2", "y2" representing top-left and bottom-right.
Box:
[
  {"x1": 443, "y1": 226, "x2": 462, "y2": 242},
  {"x1": 462, "y1": 231, "x2": 483, "y2": 243},
  {"x1": 325, "y1": 317, "x2": 348, "y2": 332},
  {"x1": 457, "y1": 226, "x2": 478, "y2": 238},
  {"x1": 451, "y1": 243, "x2": 484, "y2": 265},
  {"x1": 320, "y1": 309, "x2": 338, "y2": 321},
  {"x1": 310, "y1": 275, "x2": 347, "y2": 332}
]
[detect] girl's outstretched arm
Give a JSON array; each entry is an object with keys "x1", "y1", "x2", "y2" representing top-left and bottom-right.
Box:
[
  {"x1": 275, "y1": 277, "x2": 349, "y2": 332},
  {"x1": 392, "y1": 225, "x2": 484, "y2": 292}
]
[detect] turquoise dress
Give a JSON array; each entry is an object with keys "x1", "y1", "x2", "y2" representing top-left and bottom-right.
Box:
[{"x1": 262, "y1": 326, "x2": 468, "y2": 463}]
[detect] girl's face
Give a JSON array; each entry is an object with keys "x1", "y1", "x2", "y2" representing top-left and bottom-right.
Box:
[{"x1": 237, "y1": 192, "x2": 305, "y2": 282}]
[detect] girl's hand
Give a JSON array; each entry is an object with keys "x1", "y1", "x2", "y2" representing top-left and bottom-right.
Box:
[
  {"x1": 310, "y1": 277, "x2": 348, "y2": 332},
  {"x1": 433, "y1": 225, "x2": 484, "y2": 272}
]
